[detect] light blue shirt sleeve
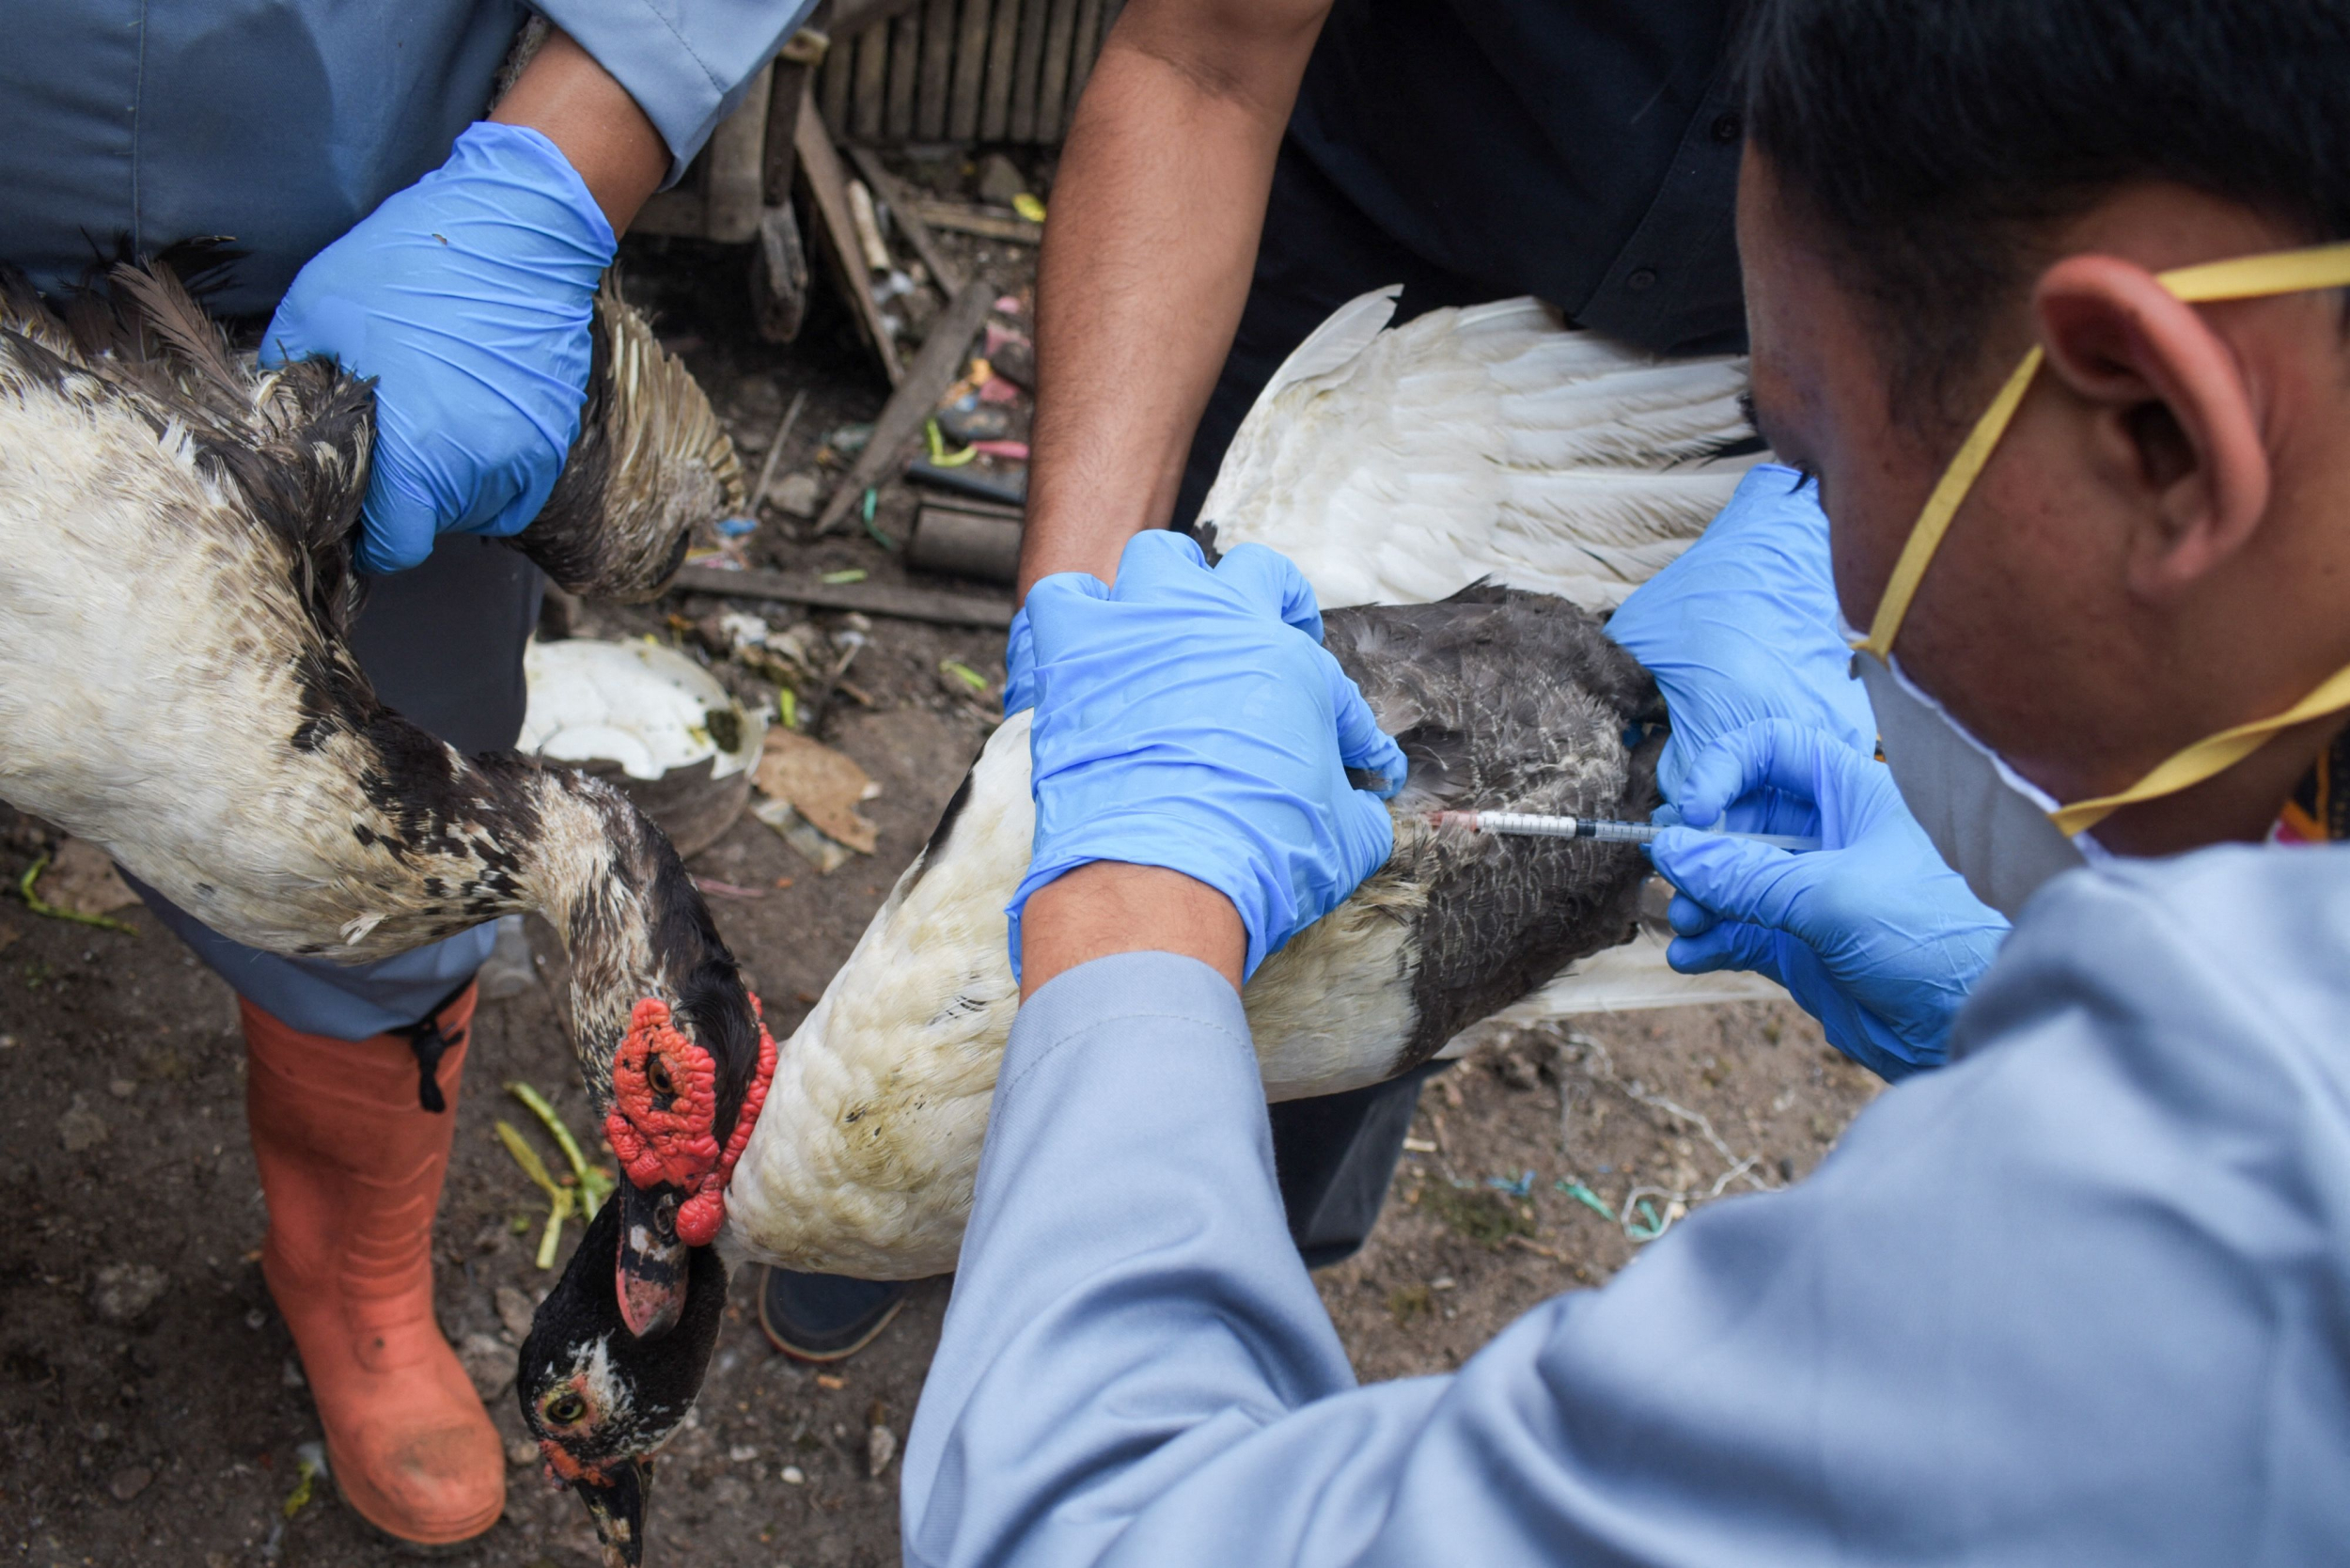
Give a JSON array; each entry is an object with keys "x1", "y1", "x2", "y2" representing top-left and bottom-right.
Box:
[
  {"x1": 537, "y1": 0, "x2": 818, "y2": 183},
  {"x1": 903, "y1": 846, "x2": 2350, "y2": 1565}
]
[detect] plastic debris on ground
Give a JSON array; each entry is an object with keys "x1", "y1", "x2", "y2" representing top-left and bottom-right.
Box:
[
  {"x1": 753, "y1": 804, "x2": 847, "y2": 874},
  {"x1": 1556, "y1": 1179, "x2": 1618, "y2": 1221},
  {"x1": 1486, "y1": 1168, "x2": 1537, "y2": 1199},
  {"x1": 860, "y1": 488, "x2": 898, "y2": 551},
  {"x1": 753, "y1": 729, "x2": 882, "y2": 869},
  {"x1": 926, "y1": 417, "x2": 979, "y2": 467},
  {"x1": 281, "y1": 1443, "x2": 325, "y2": 1519},
  {"x1": 20, "y1": 838, "x2": 141, "y2": 933}
]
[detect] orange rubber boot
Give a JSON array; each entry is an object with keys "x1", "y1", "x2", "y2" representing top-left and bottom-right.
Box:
[{"x1": 243, "y1": 987, "x2": 505, "y2": 1545}]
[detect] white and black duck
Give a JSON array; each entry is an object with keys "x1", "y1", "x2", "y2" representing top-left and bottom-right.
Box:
[{"x1": 0, "y1": 258, "x2": 771, "y2": 1326}]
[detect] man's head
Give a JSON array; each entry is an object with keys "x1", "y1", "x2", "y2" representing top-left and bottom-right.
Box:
[{"x1": 1735, "y1": 0, "x2": 2350, "y2": 855}]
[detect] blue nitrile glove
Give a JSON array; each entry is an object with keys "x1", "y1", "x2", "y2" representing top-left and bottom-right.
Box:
[
  {"x1": 1007, "y1": 530, "x2": 1407, "y2": 983},
  {"x1": 1606, "y1": 464, "x2": 1876, "y2": 818},
  {"x1": 260, "y1": 121, "x2": 616, "y2": 573},
  {"x1": 1649, "y1": 719, "x2": 2009, "y2": 1081},
  {"x1": 1002, "y1": 606, "x2": 1036, "y2": 714}
]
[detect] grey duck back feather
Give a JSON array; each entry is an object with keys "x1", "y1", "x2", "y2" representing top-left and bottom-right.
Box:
[{"x1": 1324, "y1": 583, "x2": 1664, "y2": 1074}]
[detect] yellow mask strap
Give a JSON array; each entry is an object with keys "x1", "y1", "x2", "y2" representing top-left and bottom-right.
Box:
[
  {"x1": 2047, "y1": 666, "x2": 2350, "y2": 836},
  {"x1": 1853, "y1": 239, "x2": 2350, "y2": 662}
]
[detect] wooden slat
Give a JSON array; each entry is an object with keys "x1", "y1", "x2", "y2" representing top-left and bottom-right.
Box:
[
  {"x1": 906, "y1": 198, "x2": 1042, "y2": 243},
  {"x1": 815, "y1": 280, "x2": 996, "y2": 534},
  {"x1": 849, "y1": 146, "x2": 967, "y2": 294},
  {"x1": 1064, "y1": 0, "x2": 1105, "y2": 133},
  {"x1": 795, "y1": 93, "x2": 905, "y2": 383},
  {"x1": 980, "y1": 0, "x2": 1022, "y2": 141},
  {"x1": 853, "y1": 24, "x2": 889, "y2": 142},
  {"x1": 702, "y1": 63, "x2": 774, "y2": 243},
  {"x1": 820, "y1": 29, "x2": 854, "y2": 134},
  {"x1": 916, "y1": 0, "x2": 957, "y2": 141},
  {"x1": 831, "y1": 0, "x2": 926, "y2": 33},
  {"x1": 885, "y1": 11, "x2": 921, "y2": 140},
  {"x1": 1009, "y1": 0, "x2": 1049, "y2": 142},
  {"x1": 1034, "y1": 0, "x2": 1080, "y2": 139},
  {"x1": 763, "y1": 25, "x2": 823, "y2": 203},
  {"x1": 949, "y1": 0, "x2": 993, "y2": 141},
  {"x1": 674, "y1": 565, "x2": 1011, "y2": 628}
]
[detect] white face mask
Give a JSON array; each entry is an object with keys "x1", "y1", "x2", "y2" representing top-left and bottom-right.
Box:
[
  {"x1": 1851, "y1": 649, "x2": 2106, "y2": 919},
  {"x1": 1846, "y1": 240, "x2": 2350, "y2": 916}
]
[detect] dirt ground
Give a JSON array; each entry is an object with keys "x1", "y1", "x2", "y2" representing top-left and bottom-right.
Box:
[{"x1": 0, "y1": 153, "x2": 1883, "y2": 1567}]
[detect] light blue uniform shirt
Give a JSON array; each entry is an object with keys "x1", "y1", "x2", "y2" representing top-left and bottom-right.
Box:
[
  {"x1": 0, "y1": 1, "x2": 813, "y2": 316},
  {"x1": 904, "y1": 843, "x2": 2350, "y2": 1563}
]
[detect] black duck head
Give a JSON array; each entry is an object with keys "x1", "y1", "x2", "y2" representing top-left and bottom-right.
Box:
[{"x1": 520, "y1": 1195, "x2": 729, "y2": 1568}]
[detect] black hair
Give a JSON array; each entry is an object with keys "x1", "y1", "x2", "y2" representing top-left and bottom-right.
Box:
[{"x1": 1740, "y1": 0, "x2": 2350, "y2": 425}]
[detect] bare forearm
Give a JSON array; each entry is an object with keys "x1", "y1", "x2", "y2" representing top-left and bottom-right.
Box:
[
  {"x1": 1020, "y1": 863, "x2": 1245, "y2": 999},
  {"x1": 1019, "y1": 0, "x2": 1330, "y2": 599},
  {"x1": 491, "y1": 28, "x2": 668, "y2": 233}
]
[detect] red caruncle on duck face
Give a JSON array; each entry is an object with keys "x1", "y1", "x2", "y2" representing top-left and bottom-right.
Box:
[{"x1": 604, "y1": 996, "x2": 775, "y2": 1247}]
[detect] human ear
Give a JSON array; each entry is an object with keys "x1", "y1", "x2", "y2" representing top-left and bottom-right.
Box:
[{"x1": 2034, "y1": 255, "x2": 2271, "y2": 600}]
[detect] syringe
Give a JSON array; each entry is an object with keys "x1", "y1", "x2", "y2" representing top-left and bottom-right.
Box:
[{"x1": 1435, "y1": 810, "x2": 1819, "y2": 853}]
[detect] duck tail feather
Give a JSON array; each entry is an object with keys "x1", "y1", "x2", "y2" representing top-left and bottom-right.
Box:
[{"x1": 106, "y1": 259, "x2": 246, "y2": 408}]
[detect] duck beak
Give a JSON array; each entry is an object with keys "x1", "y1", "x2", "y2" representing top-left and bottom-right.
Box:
[
  {"x1": 615, "y1": 1180, "x2": 692, "y2": 1340},
  {"x1": 573, "y1": 1456, "x2": 650, "y2": 1568}
]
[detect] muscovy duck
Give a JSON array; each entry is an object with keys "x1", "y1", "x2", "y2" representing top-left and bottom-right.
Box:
[
  {"x1": 521, "y1": 290, "x2": 1772, "y2": 1564},
  {"x1": 0, "y1": 259, "x2": 773, "y2": 1327}
]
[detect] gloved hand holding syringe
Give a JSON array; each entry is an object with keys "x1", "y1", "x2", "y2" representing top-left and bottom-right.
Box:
[{"x1": 1435, "y1": 810, "x2": 1820, "y2": 854}]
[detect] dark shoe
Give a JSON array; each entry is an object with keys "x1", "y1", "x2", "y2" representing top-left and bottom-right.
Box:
[{"x1": 758, "y1": 1267, "x2": 906, "y2": 1363}]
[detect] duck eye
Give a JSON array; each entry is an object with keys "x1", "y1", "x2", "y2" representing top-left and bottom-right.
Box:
[
  {"x1": 543, "y1": 1391, "x2": 588, "y2": 1426},
  {"x1": 646, "y1": 1056, "x2": 677, "y2": 1099}
]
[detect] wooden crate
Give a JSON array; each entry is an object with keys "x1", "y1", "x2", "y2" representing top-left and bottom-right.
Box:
[{"x1": 820, "y1": 0, "x2": 1126, "y2": 146}]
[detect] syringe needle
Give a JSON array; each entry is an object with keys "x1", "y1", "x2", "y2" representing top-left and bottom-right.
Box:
[{"x1": 1436, "y1": 810, "x2": 1820, "y2": 854}]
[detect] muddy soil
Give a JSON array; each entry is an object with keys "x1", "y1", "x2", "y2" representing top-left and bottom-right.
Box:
[{"x1": 0, "y1": 156, "x2": 1881, "y2": 1567}]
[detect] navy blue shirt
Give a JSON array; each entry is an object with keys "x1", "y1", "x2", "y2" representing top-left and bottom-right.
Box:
[{"x1": 1291, "y1": 0, "x2": 1746, "y2": 353}]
